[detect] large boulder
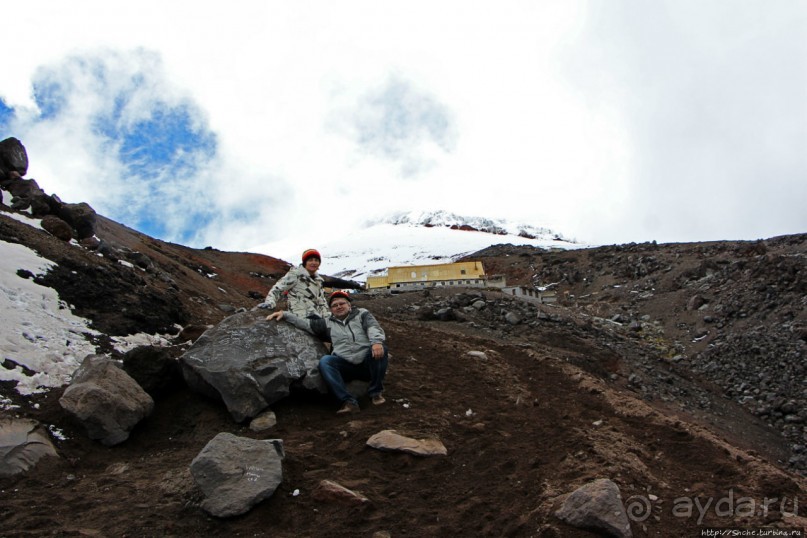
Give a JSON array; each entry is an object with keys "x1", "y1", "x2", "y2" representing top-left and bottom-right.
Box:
[
  {"x1": 58, "y1": 202, "x2": 97, "y2": 239},
  {"x1": 179, "y1": 310, "x2": 329, "y2": 422},
  {"x1": 0, "y1": 137, "x2": 28, "y2": 179},
  {"x1": 190, "y1": 432, "x2": 284, "y2": 517},
  {"x1": 59, "y1": 355, "x2": 155, "y2": 446}
]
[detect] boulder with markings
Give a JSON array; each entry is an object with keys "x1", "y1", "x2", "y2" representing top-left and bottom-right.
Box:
[{"x1": 179, "y1": 310, "x2": 331, "y2": 422}]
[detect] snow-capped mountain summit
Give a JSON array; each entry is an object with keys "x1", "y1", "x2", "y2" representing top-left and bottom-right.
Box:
[
  {"x1": 259, "y1": 210, "x2": 584, "y2": 282},
  {"x1": 374, "y1": 210, "x2": 573, "y2": 241}
]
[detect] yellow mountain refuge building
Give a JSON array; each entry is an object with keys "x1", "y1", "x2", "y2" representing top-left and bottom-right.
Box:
[{"x1": 366, "y1": 261, "x2": 505, "y2": 291}]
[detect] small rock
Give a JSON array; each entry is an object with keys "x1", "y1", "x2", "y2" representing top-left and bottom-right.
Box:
[
  {"x1": 366, "y1": 430, "x2": 447, "y2": 456},
  {"x1": 250, "y1": 410, "x2": 278, "y2": 432},
  {"x1": 311, "y1": 479, "x2": 370, "y2": 505}
]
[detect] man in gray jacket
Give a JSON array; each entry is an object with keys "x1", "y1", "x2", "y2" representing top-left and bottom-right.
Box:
[{"x1": 267, "y1": 290, "x2": 388, "y2": 414}]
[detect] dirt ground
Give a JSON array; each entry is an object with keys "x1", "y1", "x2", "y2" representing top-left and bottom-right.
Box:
[{"x1": 2, "y1": 305, "x2": 805, "y2": 537}]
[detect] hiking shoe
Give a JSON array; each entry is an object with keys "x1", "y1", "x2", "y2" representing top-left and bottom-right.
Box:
[
  {"x1": 371, "y1": 394, "x2": 386, "y2": 406},
  {"x1": 336, "y1": 401, "x2": 360, "y2": 415}
]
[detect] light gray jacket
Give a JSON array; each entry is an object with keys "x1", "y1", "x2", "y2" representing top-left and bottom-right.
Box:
[
  {"x1": 283, "y1": 307, "x2": 386, "y2": 365},
  {"x1": 262, "y1": 265, "x2": 329, "y2": 318}
]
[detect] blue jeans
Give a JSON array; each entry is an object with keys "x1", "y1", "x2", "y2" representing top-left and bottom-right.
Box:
[{"x1": 318, "y1": 346, "x2": 388, "y2": 405}]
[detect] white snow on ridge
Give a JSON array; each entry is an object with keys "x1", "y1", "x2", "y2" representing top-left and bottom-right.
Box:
[{"x1": 374, "y1": 210, "x2": 568, "y2": 242}]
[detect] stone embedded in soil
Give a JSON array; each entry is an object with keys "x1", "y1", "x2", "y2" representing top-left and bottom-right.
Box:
[
  {"x1": 554, "y1": 478, "x2": 632, "y2": 538},
  {"x1": 311, "y1": 479, "x2": 370, "y2": 505},
  {"x1": 366, "y1": 429, "x2": 447, "y2": 456}
]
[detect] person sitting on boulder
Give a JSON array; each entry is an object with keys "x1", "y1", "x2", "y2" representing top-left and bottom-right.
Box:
[
  {"x1": 266, "y1": 290, "x2": 388, "y2": 414},
  {"x1": 257, "y1": 249, "x2": 329, "y2": 318}
]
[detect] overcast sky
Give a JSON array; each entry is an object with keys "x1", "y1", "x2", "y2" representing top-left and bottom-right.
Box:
[{"x1": 1, "y1": 1, "x2": 805, "y2": 251}]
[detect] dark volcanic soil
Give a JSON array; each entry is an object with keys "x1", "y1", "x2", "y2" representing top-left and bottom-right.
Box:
[
  {"x1": 2, "y1": 294, "x2": 806, "y2": 536},
  {"x1": 0, "y1": 205, "x2": 805, "y2": 537}
]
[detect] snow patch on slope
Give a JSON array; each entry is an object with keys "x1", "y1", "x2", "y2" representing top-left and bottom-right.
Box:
[
  {"x1": 0, "y1": 213, "x2": 181, "y2": 400},
  {"x1": 0, "y1": 240, "x2": 98, "y2": 395}
]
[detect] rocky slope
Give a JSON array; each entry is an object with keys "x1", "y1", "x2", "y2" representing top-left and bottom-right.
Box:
[
  {"x1": 0, "y1": 173, "x2": 805, "y2": 535},
  {"x1": 462, "y1": 237, "x2": 807, "y2": 470}
]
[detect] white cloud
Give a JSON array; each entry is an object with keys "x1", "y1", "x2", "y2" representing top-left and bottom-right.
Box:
[
  {"x1": 329, "y1": 74, "x2": 458, "y2": 178},
  {"x1": 1, "y1": 1, "x2": 805, "y2": 252}
]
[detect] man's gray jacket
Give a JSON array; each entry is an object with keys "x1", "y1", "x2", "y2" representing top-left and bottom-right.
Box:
[{"x1": 283, "y1": 307, "x2": 386, "y2": 365}]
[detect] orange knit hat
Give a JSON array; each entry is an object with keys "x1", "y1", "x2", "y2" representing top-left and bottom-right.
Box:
[{"x1": 302, "y1": 249, "x2": 321, "y2": 264}]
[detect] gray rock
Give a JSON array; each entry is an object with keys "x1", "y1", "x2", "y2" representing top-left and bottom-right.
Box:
[
  {"x1": 0, "y1": 418, "x2": 58, "y2": 477},
  {"x1": 179, "y1": 310, "x2": 329, "y2": 422},
  {"x1": 687, "y1": 294, "x2": 707, "y2": 311},
  {"x1": 125, "y1": 251, "x2": 153, "y2": 271},
  {"x1": 190, "y1": 432, "x2": 284, "y2": 517},
  {"x1": 555, "y1": 478, "x2": 632, "y2": 538},
  {"x1": 504, "y1": 311, "x2": 522, "y2": 325},
  {"x1": 59, "y1": 355, "x2": 154, "y2": 446}
]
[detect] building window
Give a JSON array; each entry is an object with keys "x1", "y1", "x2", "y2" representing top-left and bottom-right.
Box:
[{"x1": 461, "y1": 269, "x2": 466, "y2": 275}]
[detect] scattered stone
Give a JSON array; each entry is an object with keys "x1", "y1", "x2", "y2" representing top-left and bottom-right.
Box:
[
  {"x1": 311, "y1": 479, "x2": 370, "y2": 505},
  {"x1": 504, "y1": 311, "x2": 521, "y2": 325},
  {"x1": 687, "y1": 294, "x2": 707, "y2": 311},
  {"x1": 555, "y1": 478, "x2": 632, "y2": 538},
  {"x1": 126, "y1": 251, "x2": 153, "y2": 271},
  {"x1": 190, "y1": 432, "x2": 284, "y2": 518},
  {"x1": 79, "y1": 235, "x2": 101, "y2": 250},
  {"x1": 366, "y1": 430, "x2": 447, "y2": 456},
  {"x1": 466, "y1": 351, "x2": 488, "y2": 360},
  {"x1": 249, "y1": 410, "x2": 277, "y2": 432}
]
